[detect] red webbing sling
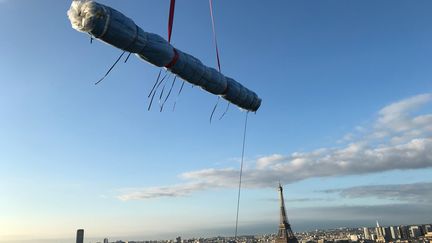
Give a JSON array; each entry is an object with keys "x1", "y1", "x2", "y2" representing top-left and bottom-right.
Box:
[
  {"x1": 209, "y1": 0, "x2": 221, "y2": 72},
  {"x1": 168, "y1": 0, "x2": 176, "y2": 43}
]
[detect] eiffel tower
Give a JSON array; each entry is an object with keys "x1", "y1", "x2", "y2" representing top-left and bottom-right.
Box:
[{"x1": 276, "y1": 183, "x2": 298, "y2": 243}]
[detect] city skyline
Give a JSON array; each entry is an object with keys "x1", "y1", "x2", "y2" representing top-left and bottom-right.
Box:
[
  {"x1": 1, "y1": 0, "x2": 432, "y2": 242},
  {"x1": 8, "y1": 222, "x2": 432, "y2": 243}
]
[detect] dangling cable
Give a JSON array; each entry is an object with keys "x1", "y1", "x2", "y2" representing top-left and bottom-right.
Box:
[
  {"x1": 209, "y1": 0, "x2": 221, "y2": 72},
  {"x1": 161, "y1": 75, "x2": 177, "y2": 110},
  {"x1": 89, "y1": 33, "x2": 94, "y2": 44},
  {"x1": 178, "y1": 80, "x2": 186, "y2": 94},
  {"x1": 209, "y1": 96, "x2": 220, "y2": 123},
  {"x1": 149, "y1": 71, "x2": 169, "y2": 99},
  {"x1": 219, "y1": 102, "x2": 230, "y2": 120},
  {"x1": 148, "y1": 71, "x2": 169, "y2": 111},
  {"x1": 124, "y1": 52, "x2": 132, "y2": 63},
  {"x1": 148, "y1": 89, "x2": 157, "y2": 111},
  {"x1": 235, "y1": 112, "x2": 249, "y2": 241},
  {"x1": 157, "y1": 73, "x2": 171, "y2": 112},
  {"x1": 208, "y1": 0, "x2": 227, "y2": 121},
  {"x1": 148, "y1": 70, "x2": 163, "y2": 98},
  {"x1": 172, "y1": 80, "x2": 185, "y2": 111},
  {"x1": 95, "y1": 51, "x2": 126, "y2": 85},
  {"x1": 158, "y1": 84, "x2": 166, "y2": 112},
  {"x1": 155, "y1": 72, "x2": 170, "y2": 93}
]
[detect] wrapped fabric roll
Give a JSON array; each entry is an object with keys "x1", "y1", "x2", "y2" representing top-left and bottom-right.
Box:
[{"x1": 68, "y1": 0, "x2": 261, "y2": 112}]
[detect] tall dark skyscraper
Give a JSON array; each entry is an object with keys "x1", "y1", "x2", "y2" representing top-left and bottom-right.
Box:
[
  {"x1": 276, "y1": 183, "x2": 298, "y2": 243},
  {"x1": 76, "y1": 229, "x2": 84, "y2": 243}
]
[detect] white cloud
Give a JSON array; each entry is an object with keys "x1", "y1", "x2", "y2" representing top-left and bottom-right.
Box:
[
  {"x1": 118, "y1": 93, "x2": 432, "y2": 200},
  {"x1": 118, "y1": 182, "x2": 211, "y2": 201},
  {"x1": 371, "y1": 93, "x2": 432, "y2": 143},
  {"x1": 378, "y1": 93, "x2": 431, "y2": 125},
  {"x1": 255, "y1": 154, "x2": 284, "y2": 169}
]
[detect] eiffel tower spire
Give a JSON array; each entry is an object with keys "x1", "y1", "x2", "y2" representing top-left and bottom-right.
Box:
[{"x1": 276, "y1": 183, "x2": 298, "y2": 243}]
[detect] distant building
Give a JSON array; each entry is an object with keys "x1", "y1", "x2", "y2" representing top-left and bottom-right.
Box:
[
  {"x1": 425, "y1": 225, "x2": 432, "y2": 233},
  {"x1": 383, "y1": 227, "x2": 392, "y2": 241},
  {"x1": 104, "y1": 238, "x2": 109, "y2": 243},
  {"x1": 375, "y1": 221, "x2": 385, "y2": 243},
  {"x1": 363, "y1": 227, "x2": 371, "y2": 240},
  {"x1": 399, "y1": 225, "x2": 410, "y2": 240},
  {"x1": 275, "y1": 183, "x2": 298, "y2": 243},
  {"x1": 424, "y1": 232, "x2": 432, "y2": 242},
  {"x1": 390, "y1": 226, "x2": 399, "y2": 240},
  {"x1": 410, "y1": 226, "x2": 421, "y2": 238},
  {"x1": 76, "y1": 229, "x2": 84, "y2": 243},
  {"x1": 176, "y1": 236, "x2": 182, "y2": 243}
]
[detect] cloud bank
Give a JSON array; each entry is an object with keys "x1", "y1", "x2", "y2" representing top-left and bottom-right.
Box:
[
  {"x1": 119, "y1": 93, "x2": 432, "y2": 200},
  {"x1": 323, "y1": 182, "x2": 432, "y2": 203}
]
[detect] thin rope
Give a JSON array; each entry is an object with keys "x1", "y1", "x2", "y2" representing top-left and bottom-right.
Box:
[
  {"x1": 148, "y1": 72, "x2": 169, "y2": 111},
  {"x1": 235, "y1": 111, "x2": 249, "y2": 241},
  {"x1": 209, "y1": 96, "x2": 220, "y2": 123},
  {"x1": 148, "y1": 72, "x2": 170, "y2": 111},
  {"x1": 219, "y1": 102, "x2": 230, "y2": 120},
  {"x1": 148, "y1": 89, "x2": 157, "y2": 111},
  {"x1": 95, "y1": 51, "x2": 126, "y2": 85},
  {"x1": 164, "y1": 76, "x2": 177, "y2": 104},
  {"x1": 172, "y1": 80, "x2": 185, "y2": 111},
  {"x1": 178, "y1": 80, "x2": 185, "y2": 95},
  {"x1": 124, "y1": 52, "x2": 132, "y2": 63},
  {"x1": 157, "y1": 73, "x2": 171, "y2": 111},
  {"x1": 148, "y1": 69, "x2": 163, "y2": 98},
  {"x1": 209, "y1": 0, "x2": 221, "y2": 72},
  {"x1": 158, "y1": 81, "x2": 167, "y2": 112},
  {"x1": 161, "y1": 75, "x2": 177, "y2": 110}
]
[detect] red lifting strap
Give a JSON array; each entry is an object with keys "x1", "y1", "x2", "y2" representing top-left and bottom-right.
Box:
[
  {"x1": 168, "y1": 0, "x2": 176, "y2": 43},
  {"x1": 166, "y1": 0, "x2": 221, "y2": 72},
  {"x1": 209, "y1": 0, "x2": 221, "y2": 72},
  {"x1": 165, "y1": 49, "x2": 179, "y2": 68}
]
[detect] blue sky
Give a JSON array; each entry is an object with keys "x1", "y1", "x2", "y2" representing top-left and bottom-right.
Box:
[{"x1": 1, "y1": 0, "x2": 432, "y2": 242}]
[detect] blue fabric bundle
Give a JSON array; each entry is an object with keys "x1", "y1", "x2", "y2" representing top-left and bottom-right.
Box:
[{"x1": 68, "y1": 0, "x2": 261, "y2": 112}]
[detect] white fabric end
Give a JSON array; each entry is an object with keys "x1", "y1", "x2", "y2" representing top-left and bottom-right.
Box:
[{"x1": 67, "y1": 0, "x2": 101, "y2": 33}]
